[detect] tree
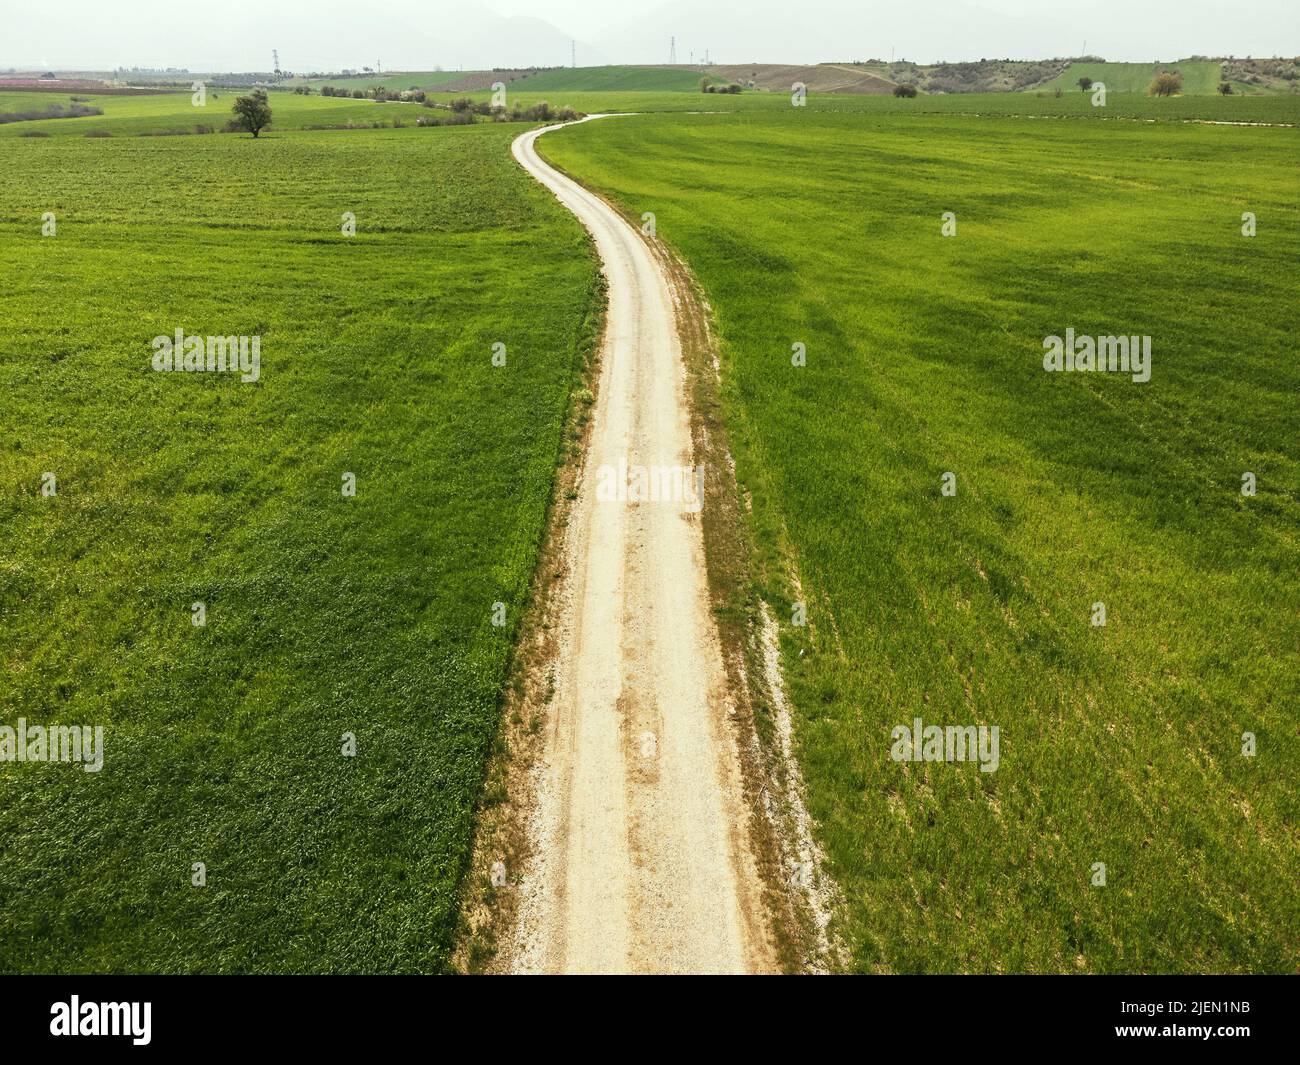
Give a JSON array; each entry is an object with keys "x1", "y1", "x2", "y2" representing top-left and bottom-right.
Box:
[
  {"x1": 893, "y1": 83, "x2": 918, "y2": 98},
  {"x1": 1149, "y1": 71, "x2": 1182, "y2": 97},
  {"x1": 1077, "y1": 75, "x2": 1093, "y2": 92},
  {"x1": 1218, "y1": 81, "x2": 1233, "y2": 94},
  {"x1": 231, "y1": 88, "x2": 272, "y2": 137}
]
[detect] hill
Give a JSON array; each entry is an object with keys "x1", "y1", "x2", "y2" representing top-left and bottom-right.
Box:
[
  {"x1": 708, "y1": 63, "x2": 895, "y2": 93},
  {"x1": 515, "y1": 65, "x2": 726, "y2": 92},
  {"x1": 1038, "y1": 60, "x2": 1221, "y2": 95}
]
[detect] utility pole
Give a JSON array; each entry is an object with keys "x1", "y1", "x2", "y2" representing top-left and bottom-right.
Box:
[
  {"x1": 669, "y1": 36, "x2": 676, "y2": 65},
  {"x1": 572, "y1": 40, "x2": 576, "y2": 68}
]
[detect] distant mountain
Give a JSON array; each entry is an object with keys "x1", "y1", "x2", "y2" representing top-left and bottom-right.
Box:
[
  {"x1": 455, "y1": 16, "x2": 609, "y2": 70},
  {"x1": 1, "y1": 0, "x2": 604, "y2": 74}
]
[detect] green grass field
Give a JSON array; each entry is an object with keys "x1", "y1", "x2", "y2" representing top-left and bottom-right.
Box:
[
  {"x1": 512, "y1": 65, "x2": 723, "y2": 92},
  {"x1": 540, "y1": 107, "x2": 1300, "y2": 972},
  {"x1": 433, "y1": 86, "x2": 1300, "y2": 123},
  {"x1": 286, "y1": 70, "x2": 479, "y2": 93},
  {"x1": 5, "y1": 86, "x2": 1299, "y2": 143},
  {"x1": 1040, "y1": 61, "x2": 1222, "y2": 95},
  {"x1": 0, "y1": 88, "x2": 451, "y2": 137},
  {"x1": 0, "y1": 123, "x2": 598, "y2": 972}
]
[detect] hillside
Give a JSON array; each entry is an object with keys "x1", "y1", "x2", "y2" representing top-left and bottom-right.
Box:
[
  {"x1": 843, "y1": 58, "x2": 1068, "y2": 93},
  {"x1": 515, "y1": 64, "x2": 725, "y2": 92},
  {"x1": 708, "y1": 63, "x2": 896, "y2": 93},
  {"x1": 1038, "y1": 60, "x2": 1221, "y2": 94}
]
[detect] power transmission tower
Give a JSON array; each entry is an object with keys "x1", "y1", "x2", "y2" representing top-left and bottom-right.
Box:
[
  {"x1": 669, "y1": 36, "x2": 676, "y2": 65},
  {"x1": 272, "y1": 49, "x2": 280, "y2": 73},
  {"x1": 572, "y1": 40, "x2": 576, "y2": 68}
]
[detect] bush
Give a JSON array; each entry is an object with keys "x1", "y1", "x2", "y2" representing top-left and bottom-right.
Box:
[
  {"x1": 85, "y1": 129, "x2": 111, "y2": 138},
  {"x1": 418, "y1": 111, "x2": 474, "y2": 127},
  {"x1": 892, "y1": 83, "x2": 918, "y2": 97},
  {"x1": 1150, "y1": 71, "x2": 1182, "y2": 96},
  {"x1": 1218, "y1": 81, "x2": 1233, "y2": 94},
  {"x1": 20, "y1": 130, "x2": 51, "y2": 137},
  {"x1": 449, "y1": 96, "x2": 474, "y2": 112}
]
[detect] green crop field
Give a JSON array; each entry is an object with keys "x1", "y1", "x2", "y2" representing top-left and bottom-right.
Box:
[
  {"x1": 429, "y1": 86, "x2": 1300, "y2": 123},
  {"x1": 0, "y1": 88, "x2": 456, "y2": 138},
  {"x1": 0, "y1": 123, "x2": 598, "y2": 972},
  {"x1": 540, "y1": 105, "x2": 1300, "y2": 973},
  {"x1": 512, "y1": 65, "x2": 724, "y2": 92},
  {"x1": 286, "y1": 70, "x2": 480, "y2": 93},
  {"x1": 1040, "y1": 60, "x2": 1223, "y2": 95},
  {"x1": 6, "y1": 87, "x2": 1299, "y2": 143}
]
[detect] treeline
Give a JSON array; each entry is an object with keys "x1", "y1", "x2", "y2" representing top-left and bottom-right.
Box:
[
  {"x1": 318, "y1": 85, "x2": 428, "y2": 101},
  {"x1": 0, "y1": 102, "x2": 103, "y2": 124},
  {"x1": 421, "y1": 98, "x2": 581, "y2": 126}
]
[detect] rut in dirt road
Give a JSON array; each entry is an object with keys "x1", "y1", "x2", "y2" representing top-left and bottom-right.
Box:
[{"x1": 507, "y1": 118, "x2": 776, "y2": 975}]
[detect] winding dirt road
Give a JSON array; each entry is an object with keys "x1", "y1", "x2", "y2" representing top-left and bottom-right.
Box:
[{"x1": 507, "y1": 119, "x2": 775, "y2": 974}]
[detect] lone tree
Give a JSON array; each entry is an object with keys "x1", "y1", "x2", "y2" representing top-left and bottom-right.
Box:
[
  {"x1": 1077, "y1": 75, "x2": 1094, "y2": 92},
  {"x1": 231, "y1": 88, "x2": 272, "y2": 137},
  {"x1": 1149, "y1": 71, "x2": 1182, "y2": 97},
  {"x1": 893, "y1": 83, "x2": 918, "y2": 97},
  {"x1": 1218, "y1": 81, "x2": 1234, "y2": 94}
]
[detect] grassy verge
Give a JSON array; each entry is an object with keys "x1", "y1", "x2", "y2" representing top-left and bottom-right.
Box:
[{"x1": 540, "y1": 108, "x2": 1300, "y2": 972}]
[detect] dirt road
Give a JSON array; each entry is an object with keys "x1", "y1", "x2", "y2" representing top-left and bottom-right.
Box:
[{"x1": 507, "y1": 119, "x2": 775, "y2": 974}]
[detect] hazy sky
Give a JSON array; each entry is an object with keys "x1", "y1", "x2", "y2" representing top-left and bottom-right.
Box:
[{"x1": 5, "y1": 0, "x2": 1297, "y2": 71}]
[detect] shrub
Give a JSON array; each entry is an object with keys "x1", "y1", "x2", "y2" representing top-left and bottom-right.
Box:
[
  {"x1": 1150, "y1": 71, "x2": 1182, "y2": 96},
  {"x1": 449, "y1": 96, "x2": 474, "y2": 112},
  {"x1": 20, "y1": 130, "x2": 51, "y2": 137},
  {"x1": 1218, "y1": 81, "x2": 1233, "y2": 95},
  {"x1": 893, "y1": 83, "x2": 918, "y2": 97},
  {"x1": 85, "y1": 129, "x2": 111, "y2": 138}
]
